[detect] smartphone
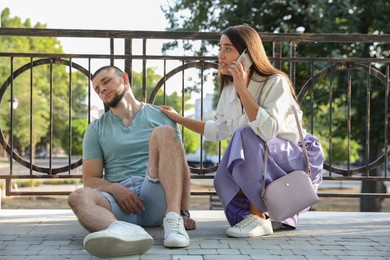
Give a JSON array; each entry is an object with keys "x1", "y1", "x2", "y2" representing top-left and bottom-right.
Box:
[{"x1": 237, "y1": 49, "x2": 253, "y2": 72}]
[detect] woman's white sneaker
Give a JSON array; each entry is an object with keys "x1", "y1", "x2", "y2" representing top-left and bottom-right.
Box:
[
  {"x1": 83, "y1": 221, "x2": 154, "y2": 258},
  {"x1": 163, "y1": 211, "x2": 190, "y2": 247},
  {"x1": 226, "y1": 214, "x2": 273, "y2": 238}
]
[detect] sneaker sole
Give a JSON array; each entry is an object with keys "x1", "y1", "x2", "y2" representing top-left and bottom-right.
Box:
[
  {"x1": 226, "y1": 228, "x2": 273, "y2": 238},
  {"x1": 84, "y1": 234, "x2": 154, "y2": 258},
  {"x1": 164, "y1": 239, "x2": 190, "y2": 248}
]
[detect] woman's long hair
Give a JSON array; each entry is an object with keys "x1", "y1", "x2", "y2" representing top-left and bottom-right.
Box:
[{"x1": 219, "y1": 24, "x2": 298, "y2": 101}]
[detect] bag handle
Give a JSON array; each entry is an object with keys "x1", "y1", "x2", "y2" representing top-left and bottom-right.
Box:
[{"x1": 261, "y1": 94, "x2": 311, "y2": 196}]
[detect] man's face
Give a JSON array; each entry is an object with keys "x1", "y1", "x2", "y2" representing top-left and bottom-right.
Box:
[{"x1": 92, "y1": 68, "x2": 126, "y2": 108}]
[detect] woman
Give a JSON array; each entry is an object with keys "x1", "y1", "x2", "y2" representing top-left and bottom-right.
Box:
[{"x1": 161, "y1": 24, "x2": 324, "y2": 237}]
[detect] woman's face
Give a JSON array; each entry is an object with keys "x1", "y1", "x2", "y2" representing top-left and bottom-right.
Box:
[{"x1": 218, "y1": 34, "x2": 240, "y2": 76}]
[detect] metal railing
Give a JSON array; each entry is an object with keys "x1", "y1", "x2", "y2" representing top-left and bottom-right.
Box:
[{"x1": 0, "y1": 28, "x2": 388, "y2": 200}]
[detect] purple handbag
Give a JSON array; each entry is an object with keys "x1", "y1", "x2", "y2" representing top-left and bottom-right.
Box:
[{"x1": 261, "y1": 98, "x2": 319, "y2": 222}]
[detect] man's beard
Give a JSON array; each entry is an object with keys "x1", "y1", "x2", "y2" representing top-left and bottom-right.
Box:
[{"x1": 105, "y1": 88, "x2": 126, "y2": 108}]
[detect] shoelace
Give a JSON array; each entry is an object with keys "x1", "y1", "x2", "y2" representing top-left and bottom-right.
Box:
[
  {"x1": 234, "y1": 215, "x2": 257, "y2": 228},
  {"x1": 165, "y1": 218, "x2": 183, "y2": 235}
]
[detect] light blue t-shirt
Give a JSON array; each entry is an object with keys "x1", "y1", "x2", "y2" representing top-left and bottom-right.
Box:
[{"x1": 82, "y1": 103, "x2": 181, "y2": 183}]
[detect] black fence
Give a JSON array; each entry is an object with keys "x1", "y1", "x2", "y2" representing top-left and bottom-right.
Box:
[{"x1": 0, "y1": 28, "x2": 388, "y2": 200}]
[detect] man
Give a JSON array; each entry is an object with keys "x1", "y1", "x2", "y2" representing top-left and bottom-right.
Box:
[{"x1": 68, "y1": 66, "x2": 195, "y2": 258}]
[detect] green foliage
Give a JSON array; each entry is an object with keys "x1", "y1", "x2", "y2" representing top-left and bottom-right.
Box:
[
  {"x1": 13, "y1": 179, "x2": 41, "y2": 188},
  {"x1": 39, "y1": 68, "x2": 89, "y2": 150},
  {"x1": 162, "y1": 0, "x2": 389, "y2": 34},
  {"x1": 203, "y1": 137, "x2": 230, "y2": 157},
  {"x1": 131, "y1": 67, "x2": 193, "y2": 114},
  {"x1": 132, "y1": 67, "x2": 161, "y2": 101},
  {"x1": 42, "y1": 179, "x2": 81, "y2": 185},
  {"x1": 59, "y1": 118, "x2": 88, "y2": 156},
  {"x1": 0, "y1": 9, "x2": 88, "y2": 156},
  {"x1": 330, "y1": 137, "x2": 361, "y2": 164},
  {"x1": 308, "y1": 101, "x2": 361, "y2": 164},
  {"x1": 182, "y1": 129, "x2": 200, "y2": 154},
  {"x1": 162, "y1": 0, "x2": 390, "y2": 165}
]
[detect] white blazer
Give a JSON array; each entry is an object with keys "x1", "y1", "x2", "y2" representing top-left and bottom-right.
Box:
[{"x1": 204, "y1": 73, "x2": 305, "y2": 143}]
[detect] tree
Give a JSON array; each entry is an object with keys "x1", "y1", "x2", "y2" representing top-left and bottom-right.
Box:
[
  {"x1": 162, "y1": 0, "x2": 389, "y2": 34},
  {"x1": 0, "y1": 8, "x2": 88, "y2": 159},
  {"x1": 161, "y1": 0, "x2": 390, "y2": 211},
  {"x1": 132, "y1": 67, "x2": 193, "y2": 112},
  {"x1": 59, "y1": 118, "x2": 88, "y2": 156},
  {"x1": 182, "y1": 129, "x2": 200, "y2": 154}
]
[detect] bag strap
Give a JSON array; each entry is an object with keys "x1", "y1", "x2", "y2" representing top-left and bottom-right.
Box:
[
  {"x1": 261, "y1": 94, "x2": 311, "y2": 196},
  {"x1": 290, "y1": 95, "x2": 311, "y2": 175}
]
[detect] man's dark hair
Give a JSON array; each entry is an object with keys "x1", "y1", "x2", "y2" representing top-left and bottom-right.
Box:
[{"x1": 92, "y1": 65, "x2": 123, "y2": 80}]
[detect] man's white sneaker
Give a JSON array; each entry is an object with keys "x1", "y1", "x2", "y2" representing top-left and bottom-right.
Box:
[
  {"x1": 83, "y1": 221, "x2": 154, "y2": 258},
  {"x1": 163, "y1": 211, "x2": 190, "y2": 248},
  {"x1": 226, "y1": 214, "x2": 274, "y2": 238}
]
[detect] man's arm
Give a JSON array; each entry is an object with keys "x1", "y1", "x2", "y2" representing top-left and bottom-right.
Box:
[
  {"x1": 82, "y1": 159, "x2": 107, "y2": 188},
  {"x1": 82, "y1": 159, "x2": 145, "y2": 214}
]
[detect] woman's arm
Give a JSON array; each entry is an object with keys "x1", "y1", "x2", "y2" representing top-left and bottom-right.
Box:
[
  {"x1": 248, "y1": 76, "x2": 292, "y2": 141},
  {"x1": 228, "y1": 60, "x2": 259, "y2": 121},
  {"x1": 237, "y1": 87, "x2": 259, "y2": 122},
  {"x1": 160, "y1": 105, "x2": 206, "y2": 135}
]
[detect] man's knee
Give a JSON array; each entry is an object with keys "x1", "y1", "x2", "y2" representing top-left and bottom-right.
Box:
[
  {"x1": 68, "y1": 188, "x2": 83, "y2": 209},
  {"x1": 68, "y1": 187, "x2": 93, "y2": 209},
  {"x1": 68, "y1": 190, "x2": 77, "y2": 210},
  {"x1": 151, "y1": 125, "x2": 178, "y2": 144}
]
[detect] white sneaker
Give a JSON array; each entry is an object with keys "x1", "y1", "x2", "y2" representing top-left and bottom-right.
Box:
[
  {"x1": 226, "y1": 214, "x2": 273, "y2": 238},
  {"x1": 163, "y1": 211, "x2": 190, "y2": 248},
  {"x1": 83, "y1": 221, "x2": 154, "y2": 258}
]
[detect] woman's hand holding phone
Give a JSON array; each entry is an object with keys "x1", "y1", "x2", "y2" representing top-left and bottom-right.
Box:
[
  {"x1": 227, "y1": 49, "x2": 253, "y2": 95},
  {"x1": 237, "y1": 49, "x2": 253, "y2": 72}
]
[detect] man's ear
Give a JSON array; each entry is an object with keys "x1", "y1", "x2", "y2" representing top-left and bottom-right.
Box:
[
  {"x1": 122, "y1": 72, "x2": 132, "y2": 89},
  {"x1": 122, "y1": 72, "x2": 129, "y2": 83}
]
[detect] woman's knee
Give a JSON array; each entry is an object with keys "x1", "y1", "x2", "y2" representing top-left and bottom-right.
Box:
[
  {"x1": 231, "y1": 126, "x2": 260, "y2": 145},
  {"x1": 236, "y1": 125, "x2": 256, "y2": 138}
]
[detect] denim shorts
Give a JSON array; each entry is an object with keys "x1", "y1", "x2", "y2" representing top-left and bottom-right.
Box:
[{"x1": 100, "y1": 175, "x2": 166, "y2": 227}]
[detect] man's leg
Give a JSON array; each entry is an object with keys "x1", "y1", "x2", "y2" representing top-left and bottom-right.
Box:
[
  {"x1": 148, "y1": 125, "x2": 192, "y2": 247},
  {"x1": 148, "y1": 125, "x2": 192, "y2": 216},
  {"x1": 149, "y1": 126, "x2": 196, "y2": 230},
  {"x1": 68, "y1": 188, "x2": 153, "y2": 257},
  {"x1": 68, "y1": 187, "x2": 115, "y2": 232},
  {"x1": 178, "y1": 158, "x2": 196, "y2": 230}
]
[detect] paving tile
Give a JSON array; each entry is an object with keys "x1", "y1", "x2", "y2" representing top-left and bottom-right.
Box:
[{"x1": 0, "y1": 210, "x2": 389, "y2": 259}]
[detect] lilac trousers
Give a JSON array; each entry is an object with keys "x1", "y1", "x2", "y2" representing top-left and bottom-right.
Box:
[{"x1": 213, "y1": 126, "x2": 324, "y2": 228}]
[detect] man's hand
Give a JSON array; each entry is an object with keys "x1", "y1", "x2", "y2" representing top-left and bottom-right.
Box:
[{"x1": 111, "y1": 183, "x2": 145, "y2": 214}]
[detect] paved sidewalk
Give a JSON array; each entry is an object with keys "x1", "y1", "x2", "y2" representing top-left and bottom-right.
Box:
[{"x1": 0, "y1": 210, "x2": 389, "y2": 259}]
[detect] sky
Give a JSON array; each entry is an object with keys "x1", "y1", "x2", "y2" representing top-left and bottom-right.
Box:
[
  {"x1": 0, "y1": 0, "x2": 215, "y2": 110},
  {"x1": 0, "y1": 0, "x2": 217, "y2": 113},
  {"x1": 0, "y1": 0, "x2": 171, "y2": 55},
  {"x1": 0, "y1": 0, "x2": 169, "y2": 31}
]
